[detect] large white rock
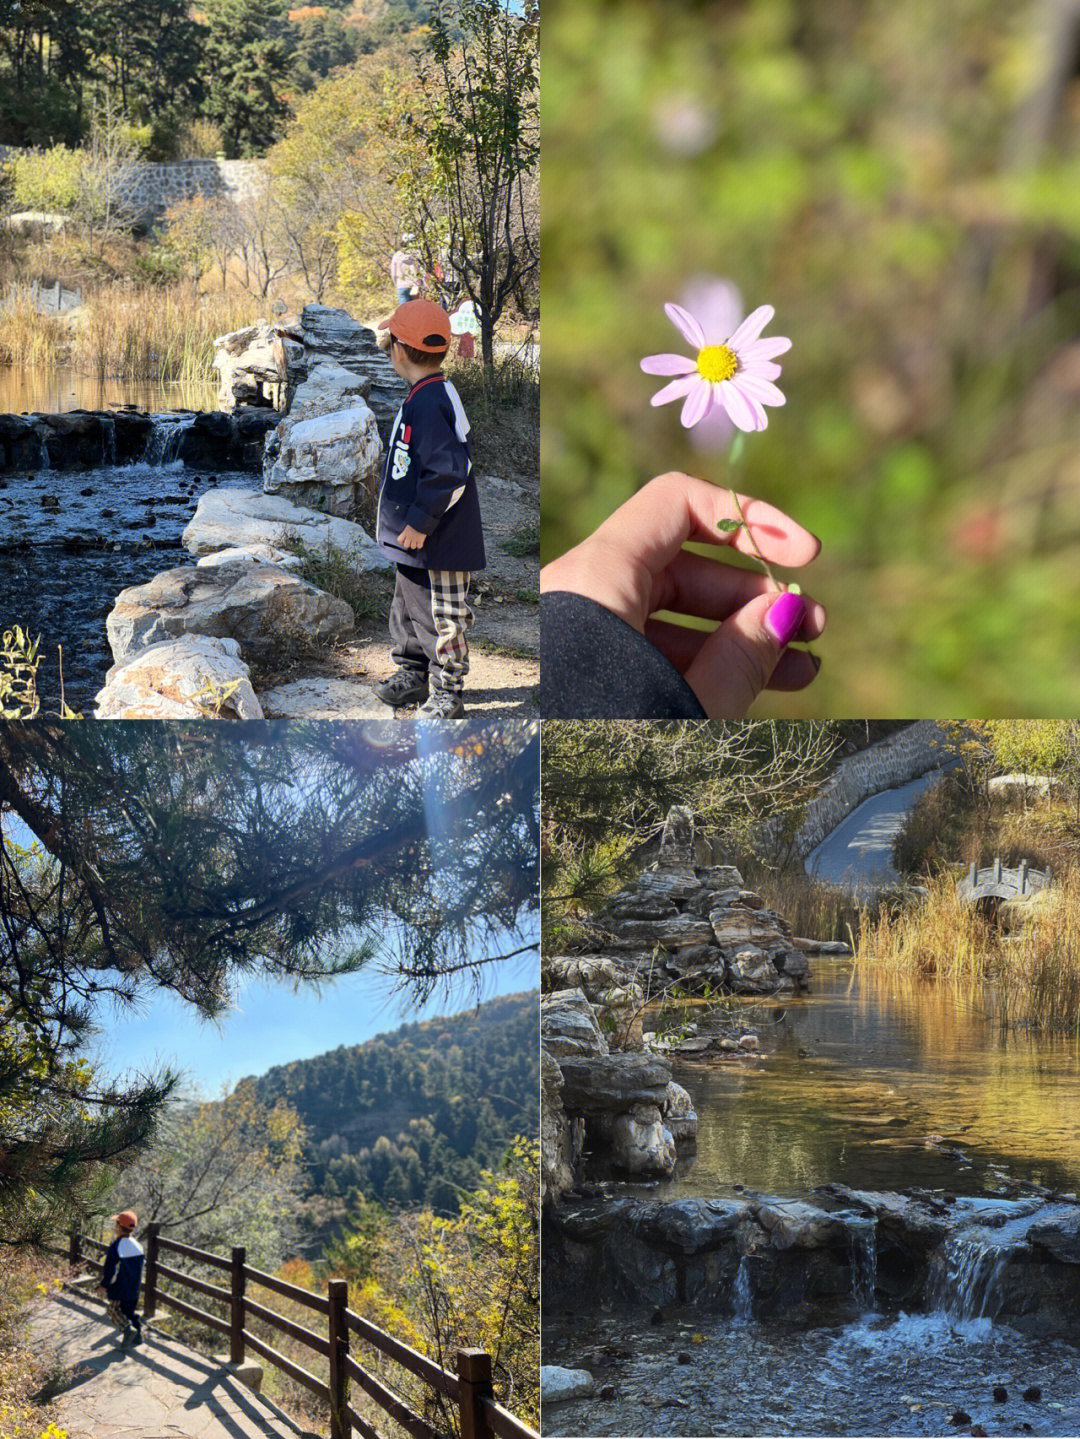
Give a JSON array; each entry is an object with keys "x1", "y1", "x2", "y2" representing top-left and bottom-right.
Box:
[
  {"x1": 94, "y1": 635, "x2": 263, "y2": 719},
  {"x1": 264, "y1": 403, "x2": 383, "y2": 517},
  {"x1": 288, "y1": 360, "x2": 373, "y2": 420},
  {"x1": 182, "y1": 487, "x2": 390, "y2": 570},
  {"x1": 259, "y1": 677, "x2": 388, "y2": 719},
  {"x1": 540, "y1": 1367, "x2": 595, "y2": 1404},
  {"x1": 195, "y1": 543, "x2": 304, "y2": 572},
  {"x1": 106, "y1": 557, "x2": 354, "y2": 664},
  {"x1": 610, "y1": 1102, "x2": 677, "y2": 1176}
]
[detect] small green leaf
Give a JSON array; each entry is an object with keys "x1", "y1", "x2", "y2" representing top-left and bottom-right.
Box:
[
  {"x1": 717, "y1": 518, "x2": 743, "y2": 533},
  {"x1": 787, "y1": 582, "x2": 802, "y2": 595}
]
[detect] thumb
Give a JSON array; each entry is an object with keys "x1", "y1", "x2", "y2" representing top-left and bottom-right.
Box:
[{"x1": 684, "y1": 589, "x2": 807, "y2": 717}]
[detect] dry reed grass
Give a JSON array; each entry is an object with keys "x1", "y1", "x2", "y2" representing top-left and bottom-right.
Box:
[
  {"x1": 0, "y1": 283, "x2": 260, "y2": 383},
  {"x1": 738, "y1": 862, "x2": 867, "y2": 944},
  {"x1": 855, "y1": 869, "x2": 1080, "y2": 1031}
]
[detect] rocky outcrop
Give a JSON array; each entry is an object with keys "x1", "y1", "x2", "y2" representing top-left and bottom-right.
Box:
[
  {"x1": 213, "y1": 321, "x2": 300, "y2": 411},
  {"x1": 543, "y1": 1188, "x2": 1080, "y2": 1335},
  {"x1": 561, "y1": 810, "x2": 810, "y2": 1002},
  {"x1": 105, "y1": 554, "x2": 354, "y2": 665},
  {"x1": 264, "y1": 402, "x2": 382, "y2": 518},
  {"x1": 542, "y1": 989, "x2": 686, "y2": 1182},
  {"x1": 94, "y1": 634, "x2": 262, "y2": 719},
  {"x1": 0, "y1": 409, "x2": 277, "y2": 474},
  {"x1": 286, "y1": 304, "x2": 406, "y2": 442},
  {"x1": 181, "y1": 487, "x2": 389, "y2": 570}
]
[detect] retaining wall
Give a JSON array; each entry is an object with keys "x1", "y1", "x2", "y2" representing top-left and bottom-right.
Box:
[{"x1": 0, "y1": 148, "x2": 265, "y2": 224}]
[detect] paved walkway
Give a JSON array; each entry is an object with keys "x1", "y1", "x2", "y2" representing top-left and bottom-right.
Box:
[
  {"x1": 29, "y1": 1289, "x2": 312, "y2": 1439},
  {"x1": 804, "y1": 768, "x2": 946, "y2": 892}
]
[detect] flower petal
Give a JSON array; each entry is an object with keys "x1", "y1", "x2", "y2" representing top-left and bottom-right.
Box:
[
  {"x1": 641, "y1": 352, "x2": 697, "y2": 376},
  {"x1": 680, "y1": 379, "x2": 713, "y2": 427},
  {"x1": 742, "y1": 335, "x2": 792, "y2": 361},
  {"x1": 664, "y1": 302, "x2": 706, "y2": 351},
  {"x1": 727, "y1": 304, "x2": 775, "y2": 351},
  {"x1": 745, "y1": 359, "x2": 782, "y2": 381},
  {"x1": 719, "y1": 379, "x2": 767, "y2": 431},
  {"x1": 735, "y1": 374, "x2": 786, "y2": 407},
  {"x1": 650, "y1": 374, "x2": 696, "y2": 407}
]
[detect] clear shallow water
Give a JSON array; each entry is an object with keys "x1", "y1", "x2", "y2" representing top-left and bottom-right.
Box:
[
  {"x1": 543, "y1": 1306, "x2": 1080, "y2": 1436},
  {"x1": 0, "y1": 461, "x2": 248, "y2": 712},
  {"x1": 0, "y1": 365, "x2": 216, "y2": 415},
  {"x1": 659, "y1": 960, "x2": 1080, "y2": 1199}
]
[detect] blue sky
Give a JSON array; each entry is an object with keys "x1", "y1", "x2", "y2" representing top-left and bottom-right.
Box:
[{"x1": 88, "y1": 925, "x2": 538, "y2": 1092}]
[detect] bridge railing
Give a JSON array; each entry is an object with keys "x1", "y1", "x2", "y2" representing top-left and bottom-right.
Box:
[{"x1": 60, "y1": 1228, "x2": 537, "y2": 1439}]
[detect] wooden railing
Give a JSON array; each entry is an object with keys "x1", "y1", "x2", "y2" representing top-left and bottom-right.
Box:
[{"x1": 63, "y1": 1228, "x2": 537, "y2": 1439}]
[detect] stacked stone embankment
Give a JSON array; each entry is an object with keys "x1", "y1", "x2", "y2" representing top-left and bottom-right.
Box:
[{"x1": 542, "y1": 805, "x2": 822, "y2": 1204}]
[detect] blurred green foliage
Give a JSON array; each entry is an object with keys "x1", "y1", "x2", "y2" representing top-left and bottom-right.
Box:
[{"x1": 542, "y1": 0, "x2": 1080, "y2": 714}]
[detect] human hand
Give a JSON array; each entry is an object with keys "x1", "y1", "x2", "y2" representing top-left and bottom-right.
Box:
[
  {"x1": 540, "y1": 472, "x2": 825, "y2": 717},
  {"x1": 397, "y1": 525, "x2": 427, "y2": 550}
]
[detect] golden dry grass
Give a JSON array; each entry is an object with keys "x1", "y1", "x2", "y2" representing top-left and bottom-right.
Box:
[
  {"x1": 0, "y1": 284, "x2": 260, "y2": 383},
  {"x1": 855, "y1": 869, "x2": 1080, "y2": 1031}
]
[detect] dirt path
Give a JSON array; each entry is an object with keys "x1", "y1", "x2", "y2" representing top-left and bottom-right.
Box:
[
  {"x1": 258, "y1": 472, "x2": 539, "y2": 719},
  {"x1": 28, "y1": 1289, "x2": 307, "y2": 1439}
]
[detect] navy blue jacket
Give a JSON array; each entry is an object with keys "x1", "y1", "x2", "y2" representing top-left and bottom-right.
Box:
[
  {"x1": 376, "y1": 373, "x2": 486, "y2": 572},
  {"x1": 103, "y1": 1234, "x2": 144, "y2": 1310}
]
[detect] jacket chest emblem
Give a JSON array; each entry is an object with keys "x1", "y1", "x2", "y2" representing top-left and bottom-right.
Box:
[{"x1": 391, "y1": 424, "x2": 411, "y2": 481}]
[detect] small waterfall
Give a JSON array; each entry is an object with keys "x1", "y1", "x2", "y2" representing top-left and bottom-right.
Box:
[
  {"x1": 930, "y1": 1227, "x2": 1011, "y2": 1322},
  {"x1": 37, "y1": 427, "x2": 51, "y2": 471},
  {"x1": 846, "y1": 1216, "x2": 878, "y2": 1311},
  {"x1": 925, "y1": 1200, "x2": 1067, "y2": 1323},
  {"x1": 732, "y1": 1254, "x2": 753, "y2": 1322},
  {"x1": 144, "y1": 412, "x2": 196, "y2": 465}
]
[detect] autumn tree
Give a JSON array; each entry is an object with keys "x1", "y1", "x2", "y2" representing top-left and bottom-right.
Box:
[
  {"x1": 409, "y1": 0, "x2": 539, "y2": 374},
  {"x1": 114, "y1": 1081, "x2": 305, "y2": 1267}
]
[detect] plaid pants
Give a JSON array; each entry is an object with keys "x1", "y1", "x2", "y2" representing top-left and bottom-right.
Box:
[{"x1": 390, "y1": 565, "x2": 473, "y2": 693}]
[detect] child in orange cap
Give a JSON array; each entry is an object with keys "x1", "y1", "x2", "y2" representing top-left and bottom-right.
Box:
[
  {"x1": 99, "y1": 1210, "x2": 144, "y2": 1343},
  {"x1": 374, "y1": 298, "x2": 486, "y2": 719}
]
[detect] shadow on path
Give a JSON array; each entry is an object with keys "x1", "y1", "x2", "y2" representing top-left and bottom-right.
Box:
[{"x1": 36, "y1": 1290, "x2": 313, "y2": 1439}]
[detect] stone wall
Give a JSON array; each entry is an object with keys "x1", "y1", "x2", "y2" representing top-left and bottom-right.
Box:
[
  {"x1": 788, "y1": 720, "x2": 950, "y2": 857},
  {"x1": 0, "y1": 148, "x2": 265, "y2": 225}
]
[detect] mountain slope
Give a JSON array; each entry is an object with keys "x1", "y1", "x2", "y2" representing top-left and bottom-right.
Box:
[{"x1": 247, "y1": 991, "x2": 538, "y2": 1215}]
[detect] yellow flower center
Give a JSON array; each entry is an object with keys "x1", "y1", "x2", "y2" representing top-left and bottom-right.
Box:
[{"x1": 696, "y1": 344, "x2": 738, "y2": 383}]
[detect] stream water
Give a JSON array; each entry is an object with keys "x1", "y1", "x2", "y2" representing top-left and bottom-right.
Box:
[
  {"x1": 657, "y1": 961, "x2": 1080, "y2": 1199},
  {"x1": 0, "y1": 366, "x2": 216, "y2": 415},
  {"x1": 544, "y1": 963, "x2": 1080, "y2": 1437},
  {"x1": 0, "y1": 446, "x2": 248, "y2": 713}
]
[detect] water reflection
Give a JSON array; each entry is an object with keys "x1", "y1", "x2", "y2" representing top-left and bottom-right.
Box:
[
  {"x1": 0, "y1": 366, "x2": 216, "y2": 415},
  {"x1": 662, "y1": 960, "x2": 1080, "y2": 1197}
]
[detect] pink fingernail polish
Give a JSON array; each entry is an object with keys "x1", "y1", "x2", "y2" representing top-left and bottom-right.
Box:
[{"x1": 765, "y1": 590, "x2": 806, "y2": 646}]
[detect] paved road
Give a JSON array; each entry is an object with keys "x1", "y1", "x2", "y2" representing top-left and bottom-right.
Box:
[
  {"x1": 29, "y1": 1289, "x2": 307, "y2": 1439},
  {"x1": 804, "y1": 769, "x2": 947, "y2": 892}
]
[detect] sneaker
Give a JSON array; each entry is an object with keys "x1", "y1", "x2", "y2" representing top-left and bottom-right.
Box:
[
  {"x1": 419, "y1": 688, "x2": 465, "y2": 720},
  {"x1": 375, "y1": 669, "x2": 429, "y2": 707}
]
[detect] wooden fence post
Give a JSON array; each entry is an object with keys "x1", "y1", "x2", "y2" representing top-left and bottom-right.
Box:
[
  {"x1": 143, "y1": 1223, "x2": 160, "y2": 1319},
  {"x1": 230, "y1": 1246, "x2": 246, "y2": 1364},
  {"x1": 69, "y1": 1231, "x2": 81, "y2": 1268},
  {"x1": 328, "y1": 1278, "x2": 350, "y2": 1439},
  {"x1": 457, "y1": 1349, "x2": 494, "y2": 1439}
]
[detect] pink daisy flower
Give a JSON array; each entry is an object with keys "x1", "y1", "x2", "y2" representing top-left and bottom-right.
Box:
[{"x1": 641, "y1": 298, "x2": 791, "y2": 432}]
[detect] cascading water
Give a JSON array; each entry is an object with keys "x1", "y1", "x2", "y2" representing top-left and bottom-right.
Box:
[
  {"x1": 845, "y1": 1215, "x2": 878, "y2": 1311},
  {"x1": 925, "y1": 1198, "x2": 1072, "y2": 1323},
  {"x1": 732, "y1": 1253, "x2": 753, "y2": 1322},
  {"x1": 143, "y1": 412, "x2": 197, "y2": 465}
]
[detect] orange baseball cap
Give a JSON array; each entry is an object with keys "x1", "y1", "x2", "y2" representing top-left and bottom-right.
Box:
[
  {"x1": 115, "y1": 1211, "x2": 137, "y2": 1231},
  {"x1": 379, "y1": 298, "x2": 451, "y2": 354}
]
